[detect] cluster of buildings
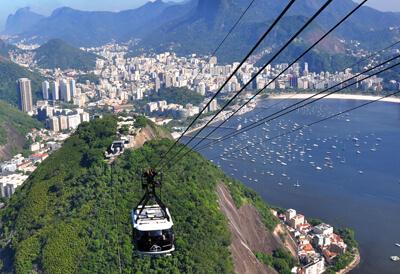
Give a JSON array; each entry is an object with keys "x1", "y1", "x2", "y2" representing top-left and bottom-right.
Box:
[
  {"x1": 90, "y1": 50, "x2": 253, "y2": 103},
  {"x1": 15, "y1": 43, "x2": 391, "y2": 126},
  {"x1": 277, "y1": 208, "x2": 348, "y2": 274},
  {"x1": 144, "y1": 99, "x2": 218, "y2": 119},
  {"x1": 36, "y1": 102, "x2": 90, "y2": 132},
  {"x1": 16, "y1": 78, "x2": 90, "y2": 132},
  {"x1": 7, "y1": 42, "x2": 396, "y2": 201},
  {"x1": 41, "y1": 78, "x2": 84, "y2": 105},
  {"x1": 17, "y1": 77, "x2": 83, "y2": 114},
  {"x1": 88, "y1": 47, "x2": 387, "y2": 106},
  {"x1": 145, "y1": 101, "x2": 199, "y2": 118},
  {"x1": 256, "y1": 62, "x2": 385, "y2": 92},
  {"x1": 0, "y1": 128, "x2": 67, "y2": 198}
]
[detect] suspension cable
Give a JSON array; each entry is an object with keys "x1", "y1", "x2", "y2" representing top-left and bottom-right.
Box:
[
  {"x1": 195, "y1": 54, "x2": 400, "y2": 152},
  {"x1": 160, "y1": 0, "x2": 334, "y2": 169},
  {"x1": 166, "y1": 57, "x2": 400, "y2": 170},
  {"x1": 155, "y1": 0, "x2": 298, "y2": 169},
  {"x1": 188, "y1": 0, "x2": 368, "y2": 152}
]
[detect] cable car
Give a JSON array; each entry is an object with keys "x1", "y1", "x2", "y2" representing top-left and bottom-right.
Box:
[
  {"x1": 131, "y1": 170, "x2": 175, "y2": 255},
  {"x1": 105, "y1": 140, "x2": 125, "y2": 159}
]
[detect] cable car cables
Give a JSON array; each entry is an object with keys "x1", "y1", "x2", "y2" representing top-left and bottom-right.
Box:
[
  {"x1": 155, "y1": 0, "x2": 298, "y2": 169},
  {"x1": 161, "y1": 0, "x2": 368, "y2": 170},
  {"x1": 159, "y1": 0, "x2": 336, "y2": 169}
]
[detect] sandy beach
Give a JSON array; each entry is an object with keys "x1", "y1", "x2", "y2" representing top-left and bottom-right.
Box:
[
  {"x1": 173, "y1": 93, "x2": 400, "y2": 139},
  {"x1": 269, "y1": 93, "x2": 400, "y2": 104}
]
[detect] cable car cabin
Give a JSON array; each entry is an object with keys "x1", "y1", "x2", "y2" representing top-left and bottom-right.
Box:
[
  {"x1": 132, "y1": 169, "x2": 175, "y2": 255},
  {"x1": 105, "y1": 140, "x2": 125, "y2": 159},
  {"x1": 132, "y1": 205, "x2": 175, "y2": 255}
]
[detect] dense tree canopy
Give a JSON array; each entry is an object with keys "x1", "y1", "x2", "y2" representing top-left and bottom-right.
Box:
[{"x1": 0, "y1": 116, "x2": 280, "y2": 273}]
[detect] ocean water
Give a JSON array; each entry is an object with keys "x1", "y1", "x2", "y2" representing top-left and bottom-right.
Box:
[{"x1": 185, "y1": 98, "x2": 400, "y2": 274}]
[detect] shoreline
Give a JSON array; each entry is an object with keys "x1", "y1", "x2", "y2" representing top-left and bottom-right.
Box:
[
  {"x1": 269, "y1": 93, "x2": 400, "y2": 104},
  {"x1": 176, "y1": 99, "x2": 259, "y2": 139},
  {"x1": 337, "y1": 248, "x2": 361, "y2": 274},
  {"x1": 173, "y1": 92, "x2": 400, "y2": 139}
]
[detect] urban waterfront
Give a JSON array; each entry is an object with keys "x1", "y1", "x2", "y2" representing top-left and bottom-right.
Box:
[{"x1": 187, "y1": 98, "x2": 400, "y2": 274}]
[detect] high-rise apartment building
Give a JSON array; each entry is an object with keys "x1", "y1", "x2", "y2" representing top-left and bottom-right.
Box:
[
  {"x1": 60, "y1": 79, "x2": 71, "y2": 102},
  {"x1": 16, "y1": 78, "x2": 33, "y2": 113},
  {"x1": 50, "y1": 81, "x2": 60, "y2": 101},
  {"x1": 69, "y1": 79, "x2": 77, "y2": 97},
  {"x1": 80, "y1": 112, "x2": 90, "y2": 123},
  {"x1": 42, "y1": 81, "x2": 50, "y2": 100},
  {"x1": 155, "y1": 77, "x2": 161, "y2": 92},
  {"x1": 197, "y1": 82, "x2": 206, "y2": 96},
  {"x1": 58, "y1": 116, "x2": 68, "y2": 131},
  {"x1": 49, "y1": 117, "x2": 60, "y2": 132},
  {"x1": 304, "y1": 62, "x2": 309, "y2": 76},
  {"x1": 208, "y1": 99, "x2": 218, "y2": 112}
]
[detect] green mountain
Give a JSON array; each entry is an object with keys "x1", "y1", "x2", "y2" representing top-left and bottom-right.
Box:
[
  {"x1": 5, "y1": 0, "x2": 400, "y2": 69},
  {"x1": 4, "y1": 1, "x2": 185, "y2": 47},
  {"x1": 0, "y1": 116, "x2": 287, "y2": 273},
  {"x1": 136, "y1": 0, "x2": 385, "y2": 69},
  {"x1": 0, "y1": 40, "x2": 15, "y2": 58},
  {"x1": 0, "y1": 100, "x2": 43, "y2": 160},
  {"x1": 0, "y1": 59, "x2": 43, "y2": 106},
  {"x1": 34, "y1": 39, "x2": 99, "y2": 71}
]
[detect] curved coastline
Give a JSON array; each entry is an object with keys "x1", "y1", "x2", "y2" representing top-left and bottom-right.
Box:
[
  {"x1": 180, "y1": 92, "x2": 400, "y2": 139},
  {"x1": 337, "y1": 248, "x2": 361, "y2": 274}
]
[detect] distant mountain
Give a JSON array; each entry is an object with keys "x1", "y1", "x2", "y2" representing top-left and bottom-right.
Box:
[
  {"x1": 136, "y1": 1, "x2": 345, "y2": 65},
  {"x1": 0, "y1": 100, "x2": 43, "y2": 160},
  {"x1": 137, "y1": 0, "x2": 400, "y2": 66},
  {"x1": 34, "y1": 39, "x2": 99, "y2": 70},
  {"x1": 4, "y1": 0, "x2": 400, "y2": 69},
  {"x1": 4, "y1": 7, "x2": 45, "y2": 35},
  {"x1": 14, "y1": 0, "x2": 178, "y2": 46}
]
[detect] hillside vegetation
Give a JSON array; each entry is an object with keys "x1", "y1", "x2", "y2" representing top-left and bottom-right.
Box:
[
  {"x1": 0, "y1": 100, "x2": 43, "y2": 159},
  {"x1": 0, "y1": 59, "x2": 43, "y2": 106},
  {"x1": 0, "y1": 116, "x2": 282, "y2": 273},
  {"x1": 146, "y1": 87, "x2": 204, "y2": 106},
  {"x1": 0, "y1": 40, "x2": 16, "y2": 58},
  {"x1": 34, "y1": 39, "x2": 98, "y2": 71}
]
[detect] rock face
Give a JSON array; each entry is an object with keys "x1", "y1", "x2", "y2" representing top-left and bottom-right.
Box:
[
  {"x1": 217, "y1": 184, "x2": 283, "y2": 274},
  {"x1": 4, "y1": 7, "x2": 44, "y2": 35},
  {"x1": 131, "y1": 124, "x2": 172, "y2": 148}
]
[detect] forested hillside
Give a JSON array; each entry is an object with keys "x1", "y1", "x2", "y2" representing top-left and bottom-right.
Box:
[
  {"x1": 0, "y1": 116, "x2": 282, "y2": 273},
  {"x1": 0, "y1": 100, "x2": 43, "y2": 160},
  {"x1": 34, "y1": 39, "x2": 99, "y2": 70}
]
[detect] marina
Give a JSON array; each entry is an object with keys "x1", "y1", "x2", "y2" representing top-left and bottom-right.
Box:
[{"x1": 185, "y1": 98, "x2": 400, "y2": 274}]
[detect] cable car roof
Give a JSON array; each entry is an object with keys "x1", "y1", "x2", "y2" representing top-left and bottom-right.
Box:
[{"x1": 132, "y1": 205, "x2": 173, "y2": 231}]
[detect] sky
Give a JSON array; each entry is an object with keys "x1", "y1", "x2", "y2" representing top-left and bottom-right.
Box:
[
  {"x1": 0, "y1": 0, "x2": 399, "y2": 30},
  {"x1": 0, "y1": 0, "x2": 183, "y2": 29}
]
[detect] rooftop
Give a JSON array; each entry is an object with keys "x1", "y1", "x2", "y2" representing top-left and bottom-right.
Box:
[{"x1": 132, "y1": 205, "x2": 173, "y2": 231}]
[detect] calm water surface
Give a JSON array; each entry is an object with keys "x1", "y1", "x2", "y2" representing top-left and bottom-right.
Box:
[{"x1": 185, "y1": 99, "x2": 400, "y2": 274}]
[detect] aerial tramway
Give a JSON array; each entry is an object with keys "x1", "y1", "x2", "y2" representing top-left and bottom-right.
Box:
[
  {"x1": 128, "y1": 0, "x2": 386, "y2": 259},
  {"x1": 131, "y1": 170, "x2": 175, "y2": 255}
]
